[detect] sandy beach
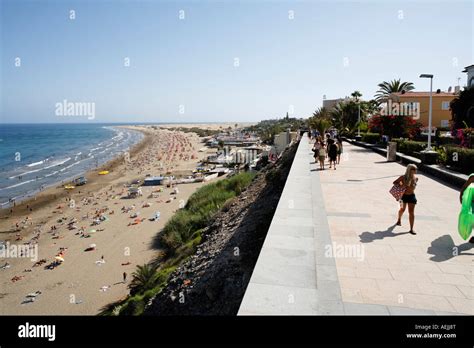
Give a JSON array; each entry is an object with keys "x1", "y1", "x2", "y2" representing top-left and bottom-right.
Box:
[
  {"x1": 158, "y1": 122, "x2": 256, "y2": 131},
  {"x1": 0, "y1": 125, "x2": 218, "y2": 315}
]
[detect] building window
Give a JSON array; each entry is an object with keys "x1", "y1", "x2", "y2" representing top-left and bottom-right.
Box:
[
  {"x1": 441, "y1": 101, "x2": 450, "y2": 110},
  {"x1": 470, "y1": 77, "x2": 474, "y2": 88},
  {"x1": 440, "y1": 120, "x2": 449, "y2": 128}
]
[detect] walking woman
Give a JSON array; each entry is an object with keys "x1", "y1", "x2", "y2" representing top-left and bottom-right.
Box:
[
  {"x1": 394, "y1": 164, "x2": 418, "y2": 234},
  {"x1": 327, "y1": 139, "x2": 338, "y2": 170},
  {"x1": 312, "y1": 140, "x2": 321, "y2": 164},
  {"x1": 318, "y1": 140, "x2": 326, "y2": 170}
]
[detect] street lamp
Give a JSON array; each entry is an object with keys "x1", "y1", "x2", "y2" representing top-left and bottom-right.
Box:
[
  {"x1": 419, "y1": 74, "x2": 434, "y2": 151},
  {"x1": 358, "y1": 102, "x2": 361, "y2": 137}
]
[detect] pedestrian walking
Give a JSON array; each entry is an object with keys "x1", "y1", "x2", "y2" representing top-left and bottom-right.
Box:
[
  {"x1": 318, "y1": 140, "x2": 326, "y2": 170},
  {"x1": 394, "y1": 164, "x2": 418, "y2": 234},
  {"x1": 312, "y1": 141, "x2": 321, "y2": 164},
  {"x1": 123, "y1": 272, "x2": 127, "y2": 283},
  {"x1": 327, "y1": 139, "x2": 338, "y2": 170}
]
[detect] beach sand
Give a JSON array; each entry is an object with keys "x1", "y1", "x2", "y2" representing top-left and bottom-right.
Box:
[
  {"x1": 158, "y1": 122, "x2": 256, "y2": 131},
  {"x1": 0, "y1": 125, "x2": 218, "y2": 315}
]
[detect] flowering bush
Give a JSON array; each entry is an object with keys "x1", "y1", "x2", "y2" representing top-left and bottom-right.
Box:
[
  {"x1": 361, "y1": 132, "x2": 380, "y2": 144},
  {"x1": 368, "y1": 114, "x2": 422, "y2": 139},
  {"x1": 452, "y1": 128, "x2": 474, "y2": 148}
]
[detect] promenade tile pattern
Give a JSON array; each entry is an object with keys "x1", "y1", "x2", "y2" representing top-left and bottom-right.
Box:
[
  {"x1": 238, "y1": 136, "x2": 473, "y2": 315},
  {"x1": 320, "y1": 140, "x2": 473, "y2": 315}
]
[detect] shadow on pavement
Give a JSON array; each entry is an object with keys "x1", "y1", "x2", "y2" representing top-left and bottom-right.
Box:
[
  {"x1": 350, "y1": 148, "x2": 371, "y2": 152},
  {"x1": 347, "y1": 175, "x2": 398, "y2": 182},
  {"x1": 359, "y1": 224, "x2": 411, "y2": 243},
  {"x1": 427, "y1": 235, "x2": 474, "y2": 262}
]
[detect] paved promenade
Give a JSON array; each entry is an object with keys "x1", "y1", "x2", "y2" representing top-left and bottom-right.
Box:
[
  {"x1": 320, "y1": 139, "x2": 472, "y2": 314},
  {"x1": 239, "y1": 135, "x2": 473, "y2": 315}
]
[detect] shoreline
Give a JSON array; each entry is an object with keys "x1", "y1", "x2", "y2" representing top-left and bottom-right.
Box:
[
  {"x1": 0, "y1": 127, "x2": 149, "y2": 220},
  {"x1": 0, "y1": 126, "x2": 146, "y2": 212},
  {"x1": 0, "y1": 125, "x2": 217, "y2": 315},
  {"x1": 0, "y1": 122, "x2": 254, "y2": 212}
]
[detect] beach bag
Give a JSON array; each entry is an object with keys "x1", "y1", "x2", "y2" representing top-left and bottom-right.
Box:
[
  {"x1": 389, "y1": 184, "x2": 406, "y2": 201},
  {"x1": 312, "y1": 146, "x2": 320, "y2": 157},
  {"x1": 458, "y1": 184, "x2": 474, "y2": 240}
]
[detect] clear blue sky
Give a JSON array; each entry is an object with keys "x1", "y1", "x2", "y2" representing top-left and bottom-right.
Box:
[{"x1": 1, "y1": 0, "x2": 473, "y2": 123}]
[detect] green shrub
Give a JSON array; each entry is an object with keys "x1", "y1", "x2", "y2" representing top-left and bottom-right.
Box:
[
  {"x1": 339, "y1": 130, "x2": 353, "y2": 138},
  {"x1": 119, "y1": 295, "x2": 145, "y2": 316},
  {"x1": 394, "y1": 139, "x2": 427, "y2": 157},
  {"x1": 160, "y1": 172, "x2": 255, "y2": 251},
  {"x1": 155, "y1": 265, "x2": 178, "y2": 284},
  {"x1": 116, "y1": 264, "x2": 178, "y2": 316},
  {"x1": 444, "y1": 146, "x2": 474, "y2": 175},
  {"x1": 222, "y1": 172, "x2": 254, "y2": 194},
  {"x1": 128, "y1": 264, "x2": 161, "y2": 296},
  {"x1": 436, "y1": 136, "x2": 457, "y2": 146},
  {"x1": 435, "y1": 146, "x2": 448, "y2": 165},
  {"x1": 359, "y1": 121, "x2": 369, "y2": 133},
  {"x1": 361, "y1": 132, "x2": 380, "y2": 144}
]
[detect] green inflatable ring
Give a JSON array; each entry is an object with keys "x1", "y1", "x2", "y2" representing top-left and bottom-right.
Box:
[{"x1": 458, "y1": 184, "x2": 474, "y2": 240}]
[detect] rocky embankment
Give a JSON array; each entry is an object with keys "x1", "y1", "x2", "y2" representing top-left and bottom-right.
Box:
[{"x1": 145, "y1": 142, "x2": 298, "y2": 315}]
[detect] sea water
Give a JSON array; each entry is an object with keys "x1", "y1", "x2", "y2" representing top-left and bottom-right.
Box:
[{"x1": 0, "y1": 123, "x2": 144, "y2": 207}]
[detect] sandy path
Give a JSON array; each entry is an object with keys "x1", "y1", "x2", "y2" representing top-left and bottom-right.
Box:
[{"x1": 0, "y1": 126, "x2": 217, "y2": 315}]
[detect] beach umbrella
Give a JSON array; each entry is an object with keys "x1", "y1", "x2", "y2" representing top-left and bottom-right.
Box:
[
  {"x1": 55, "y1": 256, "x2": 65, "y2": 262},
  {"x1": 89, "y1": 244, "x2": 96, "y2": 248},
  {"x1": 89, "y1": 229, "x2": 97, "y2": 234}
]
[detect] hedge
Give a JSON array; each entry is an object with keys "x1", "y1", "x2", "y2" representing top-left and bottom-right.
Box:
[
  {"x1": 436, "y1": 136, "x2": 458, "y2": 146},
  {"x1": 392, "y1": 139, "x2": 427, "y2": 157},
  {"x1": 361, "y1": 132, "x2": 380, "y2": 144},
  {"x1": 444, "y1": 146, "x2": 474, "y2": 175}
]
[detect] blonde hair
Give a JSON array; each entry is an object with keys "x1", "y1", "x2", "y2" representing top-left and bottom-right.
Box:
[{"x1": 404, "y1": 164, "x2": 417, "y2": 187}]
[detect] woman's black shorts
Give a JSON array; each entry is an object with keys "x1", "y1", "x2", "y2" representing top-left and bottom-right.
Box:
[{"x1": 401, "y1": 194, "x2": 417, "y2": 204}]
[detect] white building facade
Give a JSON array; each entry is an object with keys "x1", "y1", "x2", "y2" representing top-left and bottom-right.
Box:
[{"x1": 463, "y1": 65, "x2": 474, "y2": 89}]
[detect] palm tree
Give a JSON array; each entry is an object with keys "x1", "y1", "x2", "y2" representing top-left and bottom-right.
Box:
[
  {"x1": 351, "y1": 90, "x2": 362, "y2": 102},
  {"x1": 450, "y1": 87, "x2": 474, "y2": 129},
  {"x1": 128, "y1": 264, "x2": 160, "y2": 295},
  {"x1": 330, "y1": 102, "x2": 346, "y2": 130},
  {"x1": 375, "y1": 79, "x2": 415, "y2": 103},
  {"x1": 312, "y1": 107, "x2": 330, "y2": 119},
  {"x1": 308, "y1": 116, "x2": 331, "y2": 137},
  {"x1": 331, "y1": 101, "x2": 359, "y2": 130}
]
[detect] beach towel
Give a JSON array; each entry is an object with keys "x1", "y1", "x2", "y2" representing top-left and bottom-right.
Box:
[{"x1": 389, "y1": 184, "x2": 406, "y2": 201}]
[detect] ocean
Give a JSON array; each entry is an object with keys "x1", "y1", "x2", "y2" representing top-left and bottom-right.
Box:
[{"x1": 0, "y1": 124, "x2": 144, "y2": 207}]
